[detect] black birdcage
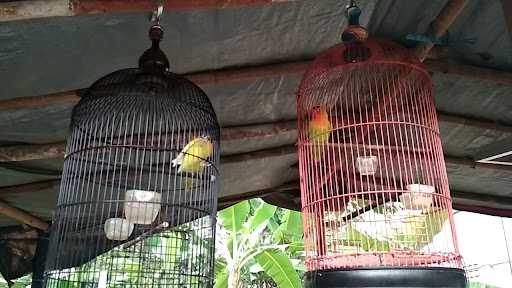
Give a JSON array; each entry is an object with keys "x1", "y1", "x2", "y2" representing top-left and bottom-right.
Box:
[{"x1": 43, "y1": 23, "x2": 220, "y2": 287}]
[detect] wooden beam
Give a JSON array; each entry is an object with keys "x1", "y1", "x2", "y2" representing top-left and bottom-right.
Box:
[
  {"x1": 262, "y1": 191, "x2": 301, "y2": 211},
  {"x1": 0, "y1": 0, "x2": 296, "y2": 22},
  {"x1": 0, "y1": 180, "x2": 60, "y2": 197},
  {"x1": 1, "y1": 112, "x2": 511, "y2": 166},
  {"x1": 0, "y1": 91, "x2": 79, "y2": 113},
  {"x1": 451, "y1": 190, "x2": 512, "y2": 207},
  {"x1": 438, "y1": 113, "x2": 512, "y2": 133},
  {"x1": 0, "y1": 61, "x2": 309, "y2": 112},
  {"x1": 187, "y1": 61, "x2": 309, "y2": 85},
  {"x1": 221, "y1": 145, "x2": 296, "y2": 164},
  {"x1": 3, "y1": 56, "x2": 512, "y2": 113},
  {"x1": 0, "y1": 201, "x2": 49, "y2": 231},
  {"x1": 425, "y1": 59, "x2": 512, "y2": 85},
  {"x1": 445, "y1": 156, "x2": 512, "y2": 172},
  {"x1": 221, "y1": 120, "x2": 296, "y2": 141},
  {"x1": 219, "y1": 180, "x2": 512, "y2": 217},
  {"x1": 0, "y1": 121, "x2": 297, "y2": 162},
  {"x1": 452, "y1": 202, "x2": 512, "y2": 218},
  {"x1": 218, "y1": 181, "x2": 298, "y2": 208},
  {"x1": 0, "y1": 0, "x2": 71, "y2": 22},
  {"x1": 413, "y1": 0, "x2": 467, "y2": 61},
  {"x1": 500, "y1": 0, "x2": 512, "y2": 40},
  {"x1": 0, "y1": 142, "x2": 66, "y2": 162},
  {"x1": 71, "y1": 0, "x2": 295, "y2": 15}
]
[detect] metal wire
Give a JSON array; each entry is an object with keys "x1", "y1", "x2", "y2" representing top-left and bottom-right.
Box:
[
  {"x1": 297, "y1": 40, "x2": 463, "y2": 272},
  {"x1": 44, "y1": 67, "x2": 220, "y2": 287}
]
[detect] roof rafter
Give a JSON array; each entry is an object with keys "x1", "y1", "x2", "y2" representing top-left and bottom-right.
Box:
[
  {"x1": 1, "y1": 113, "x2": 510, "y2": 165},
  {"x1": 0, "y1": 0, "x2": 296, "y2": 22},
  {"x1": 2, "y1": 57, "x2": 512, "y2": 113}
]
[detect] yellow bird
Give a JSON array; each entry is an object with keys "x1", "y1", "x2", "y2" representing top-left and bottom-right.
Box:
[
  {"x1": 308, "y1": 106, "x2": 332, "y2": 160},
  {"x1": 172, "y1": 136, "x2": 213, "y2": 174}
]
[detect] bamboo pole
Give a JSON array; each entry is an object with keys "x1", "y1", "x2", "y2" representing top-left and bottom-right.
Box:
[{"x1": 413, "y1": 0, "x2": 467, "y2": 62}]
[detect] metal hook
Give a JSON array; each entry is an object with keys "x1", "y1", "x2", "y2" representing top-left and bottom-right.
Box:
[
  {"x1": 151, "y1": 0, "x2": 164, "y2": 24},
  {"x1": 346, "y1": 0, "x2": 356, "y2": 9}
]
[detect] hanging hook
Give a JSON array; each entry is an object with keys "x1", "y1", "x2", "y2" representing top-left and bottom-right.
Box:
[
  {"x1": 345, "y1": 0, "x2": 361, "y2": 26},
  {"x1": 346, "y1": 0, "x2": 356, "y2": 9},
  {"x1": 151, "y1": 0, "x2": 164, "y2": 24}
]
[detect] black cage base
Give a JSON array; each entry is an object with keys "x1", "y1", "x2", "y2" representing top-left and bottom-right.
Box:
[{"x1": 305, "y1": 267, "x2": 467, "y2": 288}]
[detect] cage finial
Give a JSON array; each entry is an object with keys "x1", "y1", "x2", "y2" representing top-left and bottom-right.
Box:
[
  {"x1": 139, "y1": 1, "x2": 169, "y2": 70},
  {"x1": 342, "y1": 0, "x2": 368, "y2": 43}
]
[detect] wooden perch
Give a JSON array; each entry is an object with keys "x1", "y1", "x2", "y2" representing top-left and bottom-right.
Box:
[
  {"x1": 0, "y1": 201, "x2": 49, "y2": 231},
  {"x1": 414, "y1": 0, "x2": 467, "y2": 61}
]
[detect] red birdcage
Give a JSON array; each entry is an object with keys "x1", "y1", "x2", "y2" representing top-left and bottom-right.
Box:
[{"x1": 297, "y1": 19, "x2": 467, "y2": 288}]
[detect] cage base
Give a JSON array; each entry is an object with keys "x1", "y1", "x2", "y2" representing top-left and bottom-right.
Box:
[{"x1": 304, "y1": 267, "x2": 466, "y2": 288}]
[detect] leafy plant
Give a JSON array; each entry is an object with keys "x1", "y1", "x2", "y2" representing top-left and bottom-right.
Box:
[{"x1": 215, "y1": 199, "x2": 303, "y2": 288}]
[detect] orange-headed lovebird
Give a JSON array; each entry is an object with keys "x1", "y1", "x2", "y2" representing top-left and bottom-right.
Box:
[{"x1": 308, "y1": 106, "x2": 332, "y2": 160}]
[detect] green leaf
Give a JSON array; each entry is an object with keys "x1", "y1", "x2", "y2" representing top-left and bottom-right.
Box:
[
  {"x1": 45, "y1": 279, "x2": 78, "y2": 288},
  {"x1": 214, "y1": 259, "x2": 227, "y2": 276},
  {"x1": 283, "y1": 211, "x2": 302, "y2": 239},
  {"x1": 254, "y1": 249, "x2": 302, "y2": 288},
  {"x1": 246, "y1": 202, "x2": 277, "y2": 232},
  {"x1": 272, "y1": 210, "x2": 303, "y2": 244},
  {"x1": 268, "y1": 217, "x2": 279, "y2": 232},
  {"x1": 395, "y1": 209, "x2": 448, "y2": 249},
  {"x1": 272, "y1": 226, "x2": 286, "y2": 244},
  {"x1": 144, "y1": 234, "x2": 163, "y2": 254},
  {"x1": 218, "y1": 201, "x2": 250, "y2": 233},
  {"x1": 213, "y1": 267, "x2": 228, "y2": 288},
  {"x1": 346, "y1": 224, "x2": 391, "y2": 252},
  {"x1": 226, "y1": 234, "x2": 234, "y2": 257},
  {"x1": 286, "y1": 241, "x2": 304, "y2": 254},
  {"x1": 163, "y1": 232, "x2": 182, "y2": 271}
]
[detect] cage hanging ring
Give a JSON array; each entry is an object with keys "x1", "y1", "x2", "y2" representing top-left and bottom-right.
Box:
[{"x1": 152, "y1": 1, "x2": 164, "y2": 24}]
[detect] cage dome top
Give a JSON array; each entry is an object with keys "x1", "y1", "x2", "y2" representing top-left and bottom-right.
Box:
[
  {"x1": 301, "y1": 39, "x2": 426, "y2": 84},
  {"x1": 71, "y1": 24, "x2": 219, "y2": 136},
  {"x1": 72, "y1": 68, "x2": 219, "y2": 134}
]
